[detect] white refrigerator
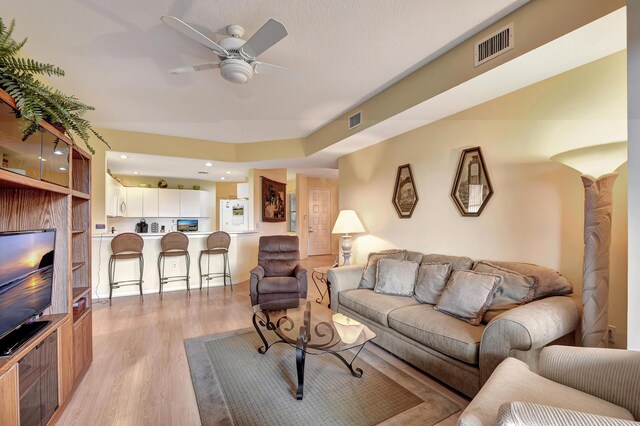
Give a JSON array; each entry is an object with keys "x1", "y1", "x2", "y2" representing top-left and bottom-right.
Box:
[{"x1": 219, "y1": 199, "x2": 250, "y2": 232}]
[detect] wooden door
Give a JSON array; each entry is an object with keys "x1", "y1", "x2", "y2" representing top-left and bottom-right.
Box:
[
  {"x1": 0, "y1": 364, "x2": 19, "y2": 426},
  {"x1": 308, "y1": 188, "x2": 331, "y2": 256}
]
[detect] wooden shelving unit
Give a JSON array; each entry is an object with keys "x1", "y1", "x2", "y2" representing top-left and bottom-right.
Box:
[{"x1": 0, "y1": 88, "x2": 93, "y2": 426}]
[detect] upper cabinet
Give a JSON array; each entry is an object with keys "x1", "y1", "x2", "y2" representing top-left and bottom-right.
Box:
[
  {"x1": 142, "y1": 188, "x2": 159, "y2": 217},
  {"x1": 158, "y1": 188, "x2": 180, "y2": 217},
  {"x1": 126, "y1": 187, "x2": 143, "y2": 217},
  {"x1": 105, "y1": 176, "x2": 125, "y2": 217},
  {"x1": 179, "y1": 189, "x2": 201, "y2": 218}
]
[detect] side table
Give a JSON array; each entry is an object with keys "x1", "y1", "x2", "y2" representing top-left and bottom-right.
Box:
[{"x1": 311, "y1": 266, "x2": 333, "y2": 308}]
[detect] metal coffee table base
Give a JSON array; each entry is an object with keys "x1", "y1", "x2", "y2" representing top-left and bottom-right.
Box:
[{"x1": 252, "y1": 310, "x2": 365, "y2": 400}]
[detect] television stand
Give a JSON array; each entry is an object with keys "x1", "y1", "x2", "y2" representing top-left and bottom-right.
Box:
[{"x1": 0, "y1": 321, "x2": 50, "y2": 356}]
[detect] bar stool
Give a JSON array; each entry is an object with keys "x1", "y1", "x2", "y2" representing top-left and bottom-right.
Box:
[
  {"x1": 108, "y1": 233, "x2": 144, "y2": 305},
  {"x1": 158, "y1": 232, "x2": 191, "y2": 297},
  {"x1": 199, "y1": 231, "x2": 232, "y2": 294}
]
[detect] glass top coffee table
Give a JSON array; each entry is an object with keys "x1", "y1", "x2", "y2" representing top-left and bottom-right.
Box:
[{"x1": 252, "y1": 298, "x2": 376, "y2": 400}]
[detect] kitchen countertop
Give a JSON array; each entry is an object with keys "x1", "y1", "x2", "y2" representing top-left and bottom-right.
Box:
[{"x1": 92, "y1": 230, "x2": 258, "y2": 238}]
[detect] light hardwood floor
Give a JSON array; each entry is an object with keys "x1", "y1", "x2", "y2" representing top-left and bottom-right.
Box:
[{"x1": 56, "y1": 255, "x2": 468, "y2": 425}]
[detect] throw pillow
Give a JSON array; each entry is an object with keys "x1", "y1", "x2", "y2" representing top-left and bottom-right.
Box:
[
  {"x1": 358, "y1": 249, "x2": 407, "y2": 289},
  {"x1": 374, "y1": 259, "x2": 419, "y2": 297},
  {"x1": 488, "y1": 261, "x2": 573, "y2": 300},
  {"x1": 435, "y1": 270, "x2": 502, "y2": 325},
  {"x1": 473, "y1": 261, "x2": 537, "y2": 310},
  {"x1": 413, "y1": 262, "x2": 452, "y2": 304}
]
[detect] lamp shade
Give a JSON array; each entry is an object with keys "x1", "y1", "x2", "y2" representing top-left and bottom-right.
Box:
[
  {"x1": 332, "y1": 210, "x2": 365, "y2": 234},
  {"x1": 551, "y1": 141, "x2": 627, "y2": 178},
  {"x1": 332, "y1": 313, "x2": 365, "y2": 344}
]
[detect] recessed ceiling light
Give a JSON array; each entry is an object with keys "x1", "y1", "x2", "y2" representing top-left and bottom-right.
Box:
[
  {"x1": 205, "y1": 162, "x2": 213, "y2": 167},
  {"x1": 120, "y1": 155, "x2": 128, "y2": 159},
  {"x1": 38, "y1": 157, "x2": 47, "y2": 162},
  {"x1": 133, "y1": 171, "x2": 139, "y2": 175},
  {"x1": 59, "y1": 167, "x2": 67, "y2": 171},
  {"x1": 53, "y1": 150, "x2": 64, "y2": 155},
  {"x1": 225, "y1": 171, "x2": 231, "y2": 174},
  {"x1": 220, "y1": 177, "x2": 225, "y2": 180}
]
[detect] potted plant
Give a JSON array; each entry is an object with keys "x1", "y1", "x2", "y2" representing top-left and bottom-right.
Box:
[{"x1": 0, "y1": 18, "x2": 109, "y2": 154}]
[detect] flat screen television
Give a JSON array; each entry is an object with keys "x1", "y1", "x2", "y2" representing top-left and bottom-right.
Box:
[{"x1": 0, "y1": 229, "x2": 56, "y2": 341}]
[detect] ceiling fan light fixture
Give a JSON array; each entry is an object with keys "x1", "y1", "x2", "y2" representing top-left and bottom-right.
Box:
[{"x1": 220, "y1": 59, "x2": 253, "y2": 84}]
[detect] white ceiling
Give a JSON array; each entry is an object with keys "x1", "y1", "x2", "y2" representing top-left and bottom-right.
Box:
[{"x1": 3, "y1": 0, "x2": 527, "y2": 143}]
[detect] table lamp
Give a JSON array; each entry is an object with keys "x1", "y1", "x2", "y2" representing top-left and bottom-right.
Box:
[
  {"x1": 551, "y1": 141, "x2": 627, "y2": 348},
  {"x1": 332, "y1": 210, "x2": 365, "y2": 265},
  {"x1": 332, "y1": 313, "x2": 364, "y2": 344}
]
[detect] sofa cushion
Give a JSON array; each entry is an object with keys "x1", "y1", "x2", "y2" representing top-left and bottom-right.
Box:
[
  {"x1": 474, "y1": 261, "x2": 537, "y2": 311},
  {"x1": 405, "y1": 251, "x2": 424, "y2": 264},
  {"x1": 358, "y1": 250, "x2": 407, "y2": 289},
  {"x1": 257, "y1": 276, "x2": 301, "y2": 294},
  {"x1": 339, "y1": 288, "x2": 420, "y2": 326},
  {"x1": 422, "y1": 254, "x2": 473, "y2": 271},
  {"x1": 458, "y1": 358, "x2": 635, "y2": 426},
  {"x1": 388, "y1": 304, "x2": 484, "y2": 364},
  {"x1": 435, "y1": 270, "x2": 501, "y2": 326},
  {"x1": 374, "y1": 259, "x2": 419, "y2": 297},
  {"x1": 488, "y1": 261, "x2": 573, "y2": 300},
  {"x1": 414, "y1": 262, "x2": 452, "y2": 304}
]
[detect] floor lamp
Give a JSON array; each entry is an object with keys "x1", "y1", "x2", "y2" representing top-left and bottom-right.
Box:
[
  {"x1": 332, "y1": 210, "x2": 365, "y2": 265},
  {"x1": 552, "y1": 141, "x2": 627, "y2": 348}
]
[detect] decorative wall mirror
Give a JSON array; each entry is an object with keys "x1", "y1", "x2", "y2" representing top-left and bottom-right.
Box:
[
  {"x1": 451, "y1": 147, "x2": 493, "y2": 216},
  {"x1": 392, "y1": 164, "x2": 419, "y2": 218}
]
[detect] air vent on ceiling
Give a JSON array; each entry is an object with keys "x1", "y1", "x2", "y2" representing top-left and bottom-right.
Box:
[
  {"x1": 348, "y1": 111, "x2": 362, "y2": 130},
  {"x1": 474, "y1": 23, "x2": 514, "y2": 67}
]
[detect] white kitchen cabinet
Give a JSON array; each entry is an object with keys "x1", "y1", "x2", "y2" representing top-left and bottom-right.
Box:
[
  {"x1": 199, "y1": 191, "x2": 210, "y2": 217},
  {"x1": 236, "y1": 182, "x2": 249, "y2": 199},
  {"x1": 126, "y1": 187, "x2": 144, "y2": 217},
  {"x1": 158, "y1": 189, "x2": 180, "y2": 217},
  {"x1": 142, "y1": 188, "x2": 159, "y2": 217},
  {"x1": 179, "y1": 190, "x2": 201, "y2": 217}
]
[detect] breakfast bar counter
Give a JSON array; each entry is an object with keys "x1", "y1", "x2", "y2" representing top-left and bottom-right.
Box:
[{"x1": 91, "y1": 231, "x2": 259, "y2": 299}]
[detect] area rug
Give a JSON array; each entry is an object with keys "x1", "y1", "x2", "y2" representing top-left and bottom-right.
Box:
[{"x1": 185, "y1": 328, "x2": 460, "y2": 426}]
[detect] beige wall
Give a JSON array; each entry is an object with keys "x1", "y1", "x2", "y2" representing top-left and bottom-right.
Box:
[
  {"x1": 339, "y1": 52, "x2": 628, "y2": 347},
  {"x1": 628, "y1": 0, "x2": 640, "y2": 350}
]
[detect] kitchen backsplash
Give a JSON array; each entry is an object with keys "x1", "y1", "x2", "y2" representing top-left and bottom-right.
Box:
[{"x1": 105, "y1": 217, "x2": 212, "y2": 234}]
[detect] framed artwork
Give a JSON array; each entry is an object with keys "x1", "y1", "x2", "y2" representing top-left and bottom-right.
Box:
[
  {"x1": 262, "y1": 176, "x2": 286, "y2": 222},
  {"x1": 392, "y1": 164, "x2": 419, "y2": 218},
  {"x1": 451, "y1": 147, "x2": 493, "y2": 217}
]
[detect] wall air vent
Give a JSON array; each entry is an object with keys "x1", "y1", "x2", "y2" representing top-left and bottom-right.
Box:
[
  {"x1": 474, "y1": 23, "x2": 514, "y2": 67},
  {"x1": 348, "y1": 111, "x2": 362, "y2": 130}
]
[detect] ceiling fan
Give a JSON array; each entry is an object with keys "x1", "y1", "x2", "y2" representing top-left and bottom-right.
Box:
[{"x1": 161, "y1": 16, "x2": 289, "y2": 84}]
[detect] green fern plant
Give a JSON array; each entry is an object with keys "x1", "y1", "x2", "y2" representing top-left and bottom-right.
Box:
[{"x1": 0, "y1": 18, "x2": 109, "y2": 154}]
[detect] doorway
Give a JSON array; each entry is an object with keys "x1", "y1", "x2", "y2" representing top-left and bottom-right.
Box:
[{"x1": 308, "y1": 188, "x2": 331, "y2": 255}]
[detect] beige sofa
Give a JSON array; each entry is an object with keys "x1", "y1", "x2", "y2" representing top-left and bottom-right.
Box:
[
  {"x1": 327, "y1": 254, "x2": 580, "y2": 398},
  {"x1": 458, "y1": 345, "x2": 640, "y2": 425}
]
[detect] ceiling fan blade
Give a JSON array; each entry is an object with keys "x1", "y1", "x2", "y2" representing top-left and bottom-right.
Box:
[
  {"x1": 240, "y1": 19, "x2": 288, "y2": 58},
  {"x1": 161, "y1": 16, "x2": 229, "y2": 57},
  {"x1": 169, "y1": 61, "x2": 220, "y2": 74},
  {"x1": 252, "y1": 62, "x2": 302, "y2": 82}
]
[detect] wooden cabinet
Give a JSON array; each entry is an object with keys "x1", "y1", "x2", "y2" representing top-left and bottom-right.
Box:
[
  {"x1": 72, "y1": 314, "x2": 92, "y2": 382},
  {"x1": 179, "y1": 190, "x2": 200, "y2": 217},
  {"x1": 0, "y1": 365, "x2": 19, "y2": 426},
  {"x1": 158, "y1": 189, "x2": 180, "y2": 217},
  {"x1": 57, "y1": 320, "x2": 74, "y2": 405},
  {"x1": 125, "y1": 187, "x2": 143, "y2": 217},
  {"x1": 142, "y1": 188, "x2": 159, "y2": 217},
  {"x1": 19, "y1": 331, "x2": 58, "y2": 426}
]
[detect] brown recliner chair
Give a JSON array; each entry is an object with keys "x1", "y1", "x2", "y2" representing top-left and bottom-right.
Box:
[{"x1": 250, "y1": 235, "x2": 307, "y2": 305}]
